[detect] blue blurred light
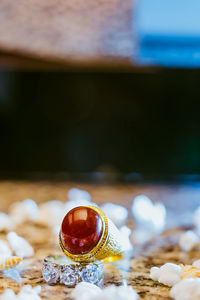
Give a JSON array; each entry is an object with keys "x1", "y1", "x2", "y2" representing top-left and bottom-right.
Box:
[{"x1": 135, "y1": 0, "x2": 200, "y2": 67}]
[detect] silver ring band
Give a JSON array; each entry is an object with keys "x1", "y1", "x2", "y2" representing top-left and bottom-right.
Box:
[{"x1": 42, "y1": 256, "x2": 104, "y2": 287}]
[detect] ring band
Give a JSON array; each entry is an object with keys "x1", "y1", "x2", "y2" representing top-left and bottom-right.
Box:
[
  {"x1": 42, "y1": 256, "x2": 104, "y2": 286},
  {"x1": 59, "y1": 206, "x2": 124, "y2": 263}
]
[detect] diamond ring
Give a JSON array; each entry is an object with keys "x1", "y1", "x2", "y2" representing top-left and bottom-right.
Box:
[
  {"x1": 42, "y1": 256, "x2": 104, "y2": 286},
  {"x1": 59, "y1": 206, "x2": 124, "y2": 263}
]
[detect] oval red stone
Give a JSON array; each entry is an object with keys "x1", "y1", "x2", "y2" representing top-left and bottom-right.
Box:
[{"x1": 61, "y1": 206, "x2": 103, "y2": 255}]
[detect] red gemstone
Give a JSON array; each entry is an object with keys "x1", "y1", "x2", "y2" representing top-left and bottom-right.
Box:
[{"x1": 61, "y1": 206, "x2": 103, "y2": 255}]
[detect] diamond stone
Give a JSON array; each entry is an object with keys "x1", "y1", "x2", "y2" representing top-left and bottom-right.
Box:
[
  {"x1": 81, "y1": 264, "x2": 99, "y2": 284},
  {"x1": 42, "y1": 263, "x2": 59, "y2": 284},
  {"x1": 97, "y1": 263, "x2": 104, "y2": 274},
  {"x1": 60, "y1": 266, "x2": 80, "y2": 286}
]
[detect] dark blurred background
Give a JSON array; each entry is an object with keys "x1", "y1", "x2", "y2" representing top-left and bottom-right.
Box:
[{"x1": 1, "y1": 70, "x2": 200, "y2": 181}]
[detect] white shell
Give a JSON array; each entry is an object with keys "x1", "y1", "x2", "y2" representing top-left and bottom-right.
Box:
[
  {"x1": 0, "y1": 289, "x2": 16, "y2": 300},
  {"x1": 101, "y1": 203, "x2": 128, "y2": 227},
  {"x1": 0, "y1": 213, "x2": 14, "y2": 232},
  {"x1": 68, "y1": 188, "x2": 91, "y2": 202},
  {"x1": 119, "y1": 226, "x2": 133, "y2": 252},
  {"x1": 9, "y1": 199, "x2": 38, "y2": 224},
  {"x1": 170, "y1": 278, "x2": 200, "y2": 300},
  {"x1": 0, "y1": 240, "x2": 12, "y2": 256},
  {"x1": 36, "y1": 188, "x2": 95, "y2": 228},
  {"x1": 65, "y1": 188, "x2": 99, "y2": 215},
  {"x1": 17, "y1": 285, "x2": 41, "y2": 300},
  {"x1": 132, "y1": 195, "x2": 166, "y2": 232},
  {"x1": 64, "y1": 199, "x2": 98, "y2": 215},
  {"x1": 71, "y1": 282, "x2": 101, "y2": 300},
  {"x1": 99, "y1": 285, "x2": 139, "y2": 300},
  {"x1": 150, "y1": 267, "x2": 160, "y2": 281},
  {"x1": 150, "y1": 263, "x2": 182, "y2": 287},
  {"x1": 37, "y1": 200, "x2": 66, "y2": 227},
  {"x1": 179, "y1": 230, "x2": 200, "y2": 252},
  {"x1": 0, "y1": 285, "x2": 41, "y2": 300},
  {"x1": 37, "y1": 198, "x2": 98, "y2": 229},
  {"x1": 7, "y1": 232, "x2": 34, "y2": 258},
  {"x1": 71, "y1": 282, "x2": 139, "y2": 300}
]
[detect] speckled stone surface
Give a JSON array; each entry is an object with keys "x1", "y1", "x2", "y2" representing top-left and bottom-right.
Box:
[{"x1": 0, "y1": 180, "x2": 199, "y2": 299}]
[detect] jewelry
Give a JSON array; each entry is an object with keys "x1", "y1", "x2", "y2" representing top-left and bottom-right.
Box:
[
  {"x1": 59, "y1": 206, "x2": 124, "y2": 263},
  {"x1": 42, "y1": 256, "x2": 104, "y2": 286}
]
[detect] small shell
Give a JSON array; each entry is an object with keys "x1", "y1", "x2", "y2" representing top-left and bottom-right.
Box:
[
  {"x1": 9, "y1": 199, "x2": 38, "y2": 224},
  {"x1": 0, "y1": 256, "x2": 22, "y2": 270},
  {"x1": 0, "y1": 240, "x2": 12, "y2": 256},
  {"x1": 7, "y1": 232, "x2": 34, "y2": 258},
  {"x1": 101, "y1": 203, "x2": 128, "y2": 227},
  {"x1": 0, "y1": 213, "x2": 14, "y2": 232}
]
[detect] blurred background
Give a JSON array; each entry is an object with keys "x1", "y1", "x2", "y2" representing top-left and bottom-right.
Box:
[
  {"x1": 1, "y1": 69, "x2": 200, "y2": 181},
  {"x1": 1, "y1": 0, "x2": 200, "y2": 182}
]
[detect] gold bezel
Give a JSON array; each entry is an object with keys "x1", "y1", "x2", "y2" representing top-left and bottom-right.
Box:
[{"x1": 59, "y1": 206, "x2": 108, "y2": 263}]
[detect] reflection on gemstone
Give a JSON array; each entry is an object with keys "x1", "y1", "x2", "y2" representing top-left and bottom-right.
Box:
[{"x1": 61, "y1": 206, "x2": 103, "y2": 254}]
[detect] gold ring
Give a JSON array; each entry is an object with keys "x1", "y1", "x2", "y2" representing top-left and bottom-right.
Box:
[{"x1": 59, "y1": 206, "x2": 123, "y2": 263}]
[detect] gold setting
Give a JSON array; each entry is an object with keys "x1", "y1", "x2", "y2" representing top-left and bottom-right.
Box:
[{"x1": 59, "y1": 206, "x2": 123, "y2": 263}]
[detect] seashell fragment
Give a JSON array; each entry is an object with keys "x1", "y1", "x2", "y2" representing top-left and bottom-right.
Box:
[
  {"x1": 101, "y1": 203, "x2": 128, "y2": 227},
  {"x1": 170, "y1": 278, "x2": 200, "y2": 300},
  {"x1": 0, "y1": 288, "x2": 16, "y2": 300},
  {"x1": 0, "y1": 213, "x2": 15, "y2": 232},
  {"x1": 68, "y1": 188, "x2": 91, "y2": 202},
  {"x1": 9, "y1": 199, "x2": 38, "y2": 224},
  {"x1": 70, "y1": 282, "x2": 101, "y2": 300},
  {"x1": 151, "y1": 263, "x2": 182, "y2": 286},
  {"x1": 0, "y1": 285, "x2": 41, "y2": 300},
  {"x1": 0, "y1": 256, "x2": 22, "y2": 271},
  {"x1": 37, "y1": 200, "x2": 66, "y2": 227},
  {"x1": 132, "y1": 195, "x2": 166, "y2": 245},
  {"x1": 0, "y1": 240, "x2": 12, "y2": 256},
  {"x1": 17, "y1": 285, "x2": 41, "y2": 300},
  {"x1": 119, "y1": 226, "x2": 133, "y2": 252},
  {"x1": 179, "y1": 230, "x2": 200, "y2": 252},
  {"x1": 132, "y1": 195, "x2": 166, "y2": 232},
  {"x1": 7, "y1": 232, "x2": 34, "y2": 258},
  {"x1": 64, "y1": 199, "x2": 98, "y2": 216},
  {"x1": 37, "y1": 197, "x2": 98, "y2": 229},
  {"x1": 71, "y1": 282, "x2": 139, "y2": 300}
]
